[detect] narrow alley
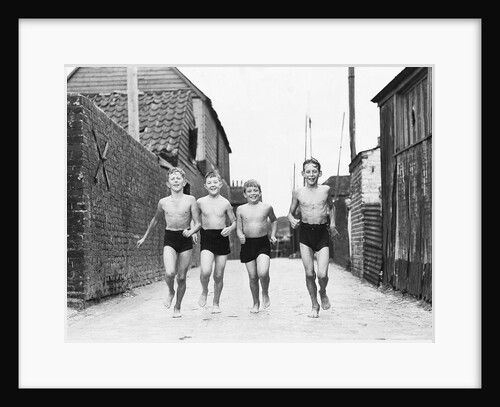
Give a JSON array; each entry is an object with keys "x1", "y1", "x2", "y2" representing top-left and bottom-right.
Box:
[{"x1": 66, "y1": 258, "x2": 433, "y2": 343}]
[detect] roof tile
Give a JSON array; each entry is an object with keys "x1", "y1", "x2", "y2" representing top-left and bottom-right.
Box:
[{"x1": 84, "y1": 90, "x2": 193, "y2": 158}]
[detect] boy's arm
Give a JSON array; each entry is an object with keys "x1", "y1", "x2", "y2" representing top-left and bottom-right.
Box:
[
  {"x1": 190, "y1": 219, "x2": 199, "y2": 244},
  {"x1": 287, "y1": 189, "x2": 300, "y2": 229},
  {"x1": 191, "y1": 199, "x2": 203, "y2": 243},
  {"x1": 328, "y1": 195, "x2": 339, "y2": 237},
  {"x1": 137, "y1": 201, "x2": 163, "y2": 247},
  {"x1": 236, "y1": 206, "x2": 246, "y2": 244},
  {"x1": 183, "y1": 197, "x2": 201, "y2": 238},
  {"x1": 268, "y1": 205, "x2": 278, "y2": 244},
  {"x1": 221, "y1": 202, "x2": 236, "y2": 237}
]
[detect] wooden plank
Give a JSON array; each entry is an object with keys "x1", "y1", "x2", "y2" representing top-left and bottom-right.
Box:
[{"x1": 379, "y1": 99, "x2": 396, "y2": 286}]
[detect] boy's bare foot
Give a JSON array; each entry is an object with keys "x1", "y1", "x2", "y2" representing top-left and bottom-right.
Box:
[
  {"x1": 262, "y1": 294, "x2": 271, "y2": 309},
  {"x1": 198, "y1": 292, "x2": 208, "y2": 307},
  {"x1": 164, "y1": 291, "x2": 175, "y2": 309},
  {"x1": 212, "y1": 305, "x2": 221, "y2": 314},
  {"x1": 320, "y1": 292, "x2": 331, "y2": 310},
  {"x1": 173, "y1": 308, "x2": 182, "y2": 318},
  {"x1": 250, "y1": 304, "x2": 260, "y2": 314},
  {"x1": 308, "y1": 307, "x2": 320, "y2": 318}
]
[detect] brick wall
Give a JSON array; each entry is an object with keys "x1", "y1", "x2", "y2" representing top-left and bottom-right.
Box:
[
  {"x1": 67, "y1": 93, "x2": 170, "y2": 309},
  {"x1": 348, "y1": 148, "x2": 382, "y2": 280}
]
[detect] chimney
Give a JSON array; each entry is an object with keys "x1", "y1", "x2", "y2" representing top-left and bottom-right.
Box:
[{"x1": 127, "y1": 67, "x2": 140, "y2": 142}]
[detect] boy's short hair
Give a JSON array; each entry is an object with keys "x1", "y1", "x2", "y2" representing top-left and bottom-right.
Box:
[
  {"x1": 243, "y1": 179, "x2": 261, "y2": 192},
  {"x1": 167, "y1": 167, "x2": 186, "y2": 179},
  {"x1": 204, "y1": 170, "x2": 222, "y2": 183},
  {"x1": 303, "y1": 157, "x2": 321, "y2": 172}
]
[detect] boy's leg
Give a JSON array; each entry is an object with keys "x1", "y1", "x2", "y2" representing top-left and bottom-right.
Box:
[
  {"x1": 256, "y1": 254, "x2": 271, "y2": 309},
  {"x1": 198, "y1": 250, "x2": 214, "y2": 307},
  {"x1": 212, "y1": 255, "x2": 228, "y2": 313},
  {"x1": 316, "y1": 246, "x2": 331, "y2": 310},
  {"x1": 163, "y1": 246, "x2": 178, "y2": 309},
  {"x1": 245, "y1": 260, "x2": 260, "y2": 313},
  {"x1": 172, "y1": 249, "x2": 193, "y2": 318},
  {"x1": 299, "y1": 243, "x2": 320, "y2": 318}
]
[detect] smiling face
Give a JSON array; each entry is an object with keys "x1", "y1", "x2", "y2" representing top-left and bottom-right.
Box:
[
  {"x1": 243, "y1": 185, "x2": 261, "y2": 204},
  {"x1": 166, "y1": 170, "x2": 187, "y2": 192},
  {"x1": 204, "y1": 175, "x2": 222, "y2": 196},
  {"x1": 302, "y1": 162, "x2": 322, "y2": 186}
]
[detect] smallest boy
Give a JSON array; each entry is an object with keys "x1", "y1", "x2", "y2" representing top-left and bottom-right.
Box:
[
  {"x1": 236, "y1": 179, "x2": 278, "y2": 313},
  {"x1": 196, "y1": 171, "x2": 236, "y2": 314}
]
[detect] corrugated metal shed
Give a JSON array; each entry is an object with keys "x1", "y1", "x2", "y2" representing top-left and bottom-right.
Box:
[{"x1": 372, "y1": 67, "x2": 432, "y2": 302}]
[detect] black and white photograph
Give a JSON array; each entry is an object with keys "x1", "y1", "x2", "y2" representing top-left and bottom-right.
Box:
[
  {"x1": 65, "y1": 64, "x2": 433, "y2": 342},
  {"x1": 20, "y1": 19, "x2": 482, "y2": 389}
]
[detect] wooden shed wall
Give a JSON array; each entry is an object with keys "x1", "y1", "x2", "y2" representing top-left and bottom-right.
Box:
[
  {"x1": 378, "y1": 69, "x2": 432, "y2": 302},
  {"x1": 67, "y1": 67, "x2": 187, "y2": 93}
]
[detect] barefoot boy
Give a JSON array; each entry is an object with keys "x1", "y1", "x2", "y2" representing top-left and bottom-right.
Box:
[
  {"x1": 196, "y1": 171, "x2": 236, "y2": 314},
  {"x1": 236, "y1": 179, "x2": 278, "y2": 313},
  {"x1": 137, "y1": 167, "x2": 201, "y2": 318},
  {"x1": 287, "y1": 158, "x2": 339, "y2": 318}
]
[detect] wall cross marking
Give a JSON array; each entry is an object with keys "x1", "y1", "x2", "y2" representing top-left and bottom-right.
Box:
[{"x1": 92, "y1": 129, "x2": 110, "y2": 190}]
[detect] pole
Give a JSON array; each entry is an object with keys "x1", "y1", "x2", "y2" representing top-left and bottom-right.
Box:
[
  {"x1": 309, "y1": 117, "x2": 312, "y2": 158},
  {"x1": 304, "y1": 114, "x2": 308, "y2": 161},
  {"x1": 348, "y1": 67, "x2": 356, "y2": 160},
  {"x1": 293, "y1": 163, "x2": 296, "y2": 189},
  {"x1": 335, "y1": 112, "x2": 346, "y2": 201},
  {"x1": 127, "y1": 66, "x2": 140, "y2": 142},
  {"x1": 304, "y1": 115, "x2": 308, "y2": 186}
]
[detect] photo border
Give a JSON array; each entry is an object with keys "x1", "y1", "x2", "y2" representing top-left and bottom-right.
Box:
[{"x1": 19, "y1": 18, "x2": 482, "y2": 389}]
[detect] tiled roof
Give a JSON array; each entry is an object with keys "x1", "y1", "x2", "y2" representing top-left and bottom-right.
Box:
[{"x1": 85, "y1": 90, "x2": 193, "y2": 160}]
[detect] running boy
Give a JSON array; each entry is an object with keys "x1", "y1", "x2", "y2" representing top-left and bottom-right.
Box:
[
  {"x1": 236, "y1": 179, "x2": 278, "y2": 313},
  {"x1": 137, "y1": 167, "x2": 201, "y2": 318},
  {"x1": 287, "y1": 157, "x2": 339, "y2": 318},
  {"x1": 196, "y1": 171, "x2": 236, "y2": 314}
]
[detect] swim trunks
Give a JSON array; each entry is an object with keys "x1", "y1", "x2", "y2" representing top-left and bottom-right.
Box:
[
  {"x1": 240, "y1": 235, "x2": 271, "y2": 263},
  {"x1": 299, "y1": 223, "x2": 330, "y2": 252},
  {"x1": 200, "y1": 228, "x2": 230, "y2": 256},
  {"x1": 163, "y1": 229, "x2": 193, "y2": 253}
]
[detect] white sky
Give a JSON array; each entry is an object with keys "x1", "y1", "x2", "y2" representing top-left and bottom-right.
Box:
[{"x1": 178, "y1": 65, "x2": 403, "y2": 215}]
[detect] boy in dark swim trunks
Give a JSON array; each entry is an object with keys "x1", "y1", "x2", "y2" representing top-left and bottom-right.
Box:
[
  {"x1": 287, "y1": 158, "x2": 339, "y2": 318},
  {"x1": 196, "y1": 171, "x2": 236, "y2": 314},
  {"x1": 236, "y1": 180, "x2": 278, "y2": 313},
  {"x1": 136, "y1": 167, "x2": 201, "y2": 318}
]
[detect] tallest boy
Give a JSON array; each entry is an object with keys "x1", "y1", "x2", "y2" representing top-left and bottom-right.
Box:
[{"x1": 287, "y1": 157, "x2": 339, "y2": 318}]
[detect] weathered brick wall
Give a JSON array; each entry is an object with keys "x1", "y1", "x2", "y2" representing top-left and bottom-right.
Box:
[
  {"x1": 67, "y1": 93, "x2": 170, "y2": 309},
  {"x1": 348, "y1": 148, "x2": 382, "y2": 279},
  {"x1": 360, "y1": 149, "x2": 382, "y2": 204}
]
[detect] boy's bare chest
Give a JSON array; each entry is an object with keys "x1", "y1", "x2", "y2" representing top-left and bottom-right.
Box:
[
  {"x1": 298, "y1": 189, "x2": 328, "y2": 208},
  {"x1": 162, "y1": 199, "x2": 191, "y2": 216},
  {"x1": 241, "y1": 206, "x2": 268, "y2": 222},
  {"x1": 200, "y1": 200, "x2": 226, "y2": 217}
]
